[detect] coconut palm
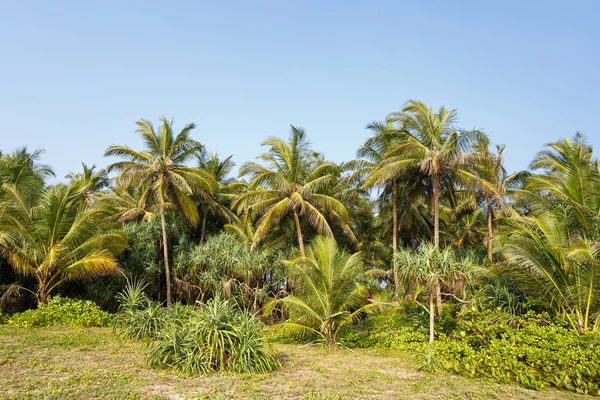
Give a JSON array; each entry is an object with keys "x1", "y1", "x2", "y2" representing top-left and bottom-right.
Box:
[
  {"x1": 348, "y1": 119, "x2": 404, "y2": 291},
  {"x1": 233, "y1": 126, "x2": 351, "y2": 256},
  {"x1": 384, "y1": 100, "x2": 485, "y2": 248},
  {"x1": 65, "y1": 162, "x2": 109, "y2": 203},
  {"x1": 500, "y1": 211, "x2": 600, "y2": 333},
  {"x1": 265, "y1": 236, "x2": 377, "y2": 347},
  {"x1": 456, "y1": 143, "x2": 528, "y2": 261},
  {"x1": 0, "y1": 181, "x2": 127, "y2": 302},
  {"x1": 105, "y1": 117, "x2": 215, "y2": 306},
  {"x1": 197, "y1": 152, "x2": 241, "y2": 244},
  {"x1": 499, "y1": 134, "x2": 600, "y2": 333},
  {"x1": 0, "y1": 147, "x2": 54, "y2": 199},
  {"x1": 397, "y1": 244, "x2": 474, "y2": 342}
]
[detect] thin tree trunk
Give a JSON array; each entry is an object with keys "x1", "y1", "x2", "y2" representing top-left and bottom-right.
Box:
[
  {"x1": 392, "y1": 181, "x2": 399, "y2": 293},
  {"x1": 433, "y1": 173, "x2": 440, "y2": 249},
  {"x1": 429, "y1": 291, "x2": 435, "y2": 343},
  {"x1": 160, "y1": 205, "x2": 172, "y2": 307},
  {"x1": 293, "y1": 208, "x2": 305, "y2": 257},
  {"x1": 200, "y1": 212, "x2": 207, "y2": 245},
  {"x1": 486, "y1": 197, "x2": 493, "y2": 262},
  {"x1": 435, "y1": 283, "x2": 443, "y2": 316}
]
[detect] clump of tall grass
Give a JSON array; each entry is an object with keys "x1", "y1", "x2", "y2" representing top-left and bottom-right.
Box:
[{"x1": 113, "y1": 282, "x2": 280, "y2": 374}]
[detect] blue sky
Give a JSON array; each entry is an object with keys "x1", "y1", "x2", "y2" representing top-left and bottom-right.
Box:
[{"x1": 1, "y1": 1, "x2": 598, "y2": 181}]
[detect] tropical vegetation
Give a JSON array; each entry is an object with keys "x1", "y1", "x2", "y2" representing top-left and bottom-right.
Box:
[{"x1": 2, "y1": 104, "x2": 600, "y2": 396}]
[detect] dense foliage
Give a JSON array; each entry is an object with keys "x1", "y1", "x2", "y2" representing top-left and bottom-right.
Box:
[
  {"x1": 2, "y1": 103, "x2": 600, "y2": 393},
  {"x1": 7, "y1": 296, "x2": 112, "y2": 327},
  {"x1": 113, "y1": 283, "x2": 280, "y2": 374}
]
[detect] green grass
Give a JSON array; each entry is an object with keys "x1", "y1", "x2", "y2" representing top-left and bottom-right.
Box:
[{"x1": 0, "y1": 325, "x2": 591, "y2": 399}]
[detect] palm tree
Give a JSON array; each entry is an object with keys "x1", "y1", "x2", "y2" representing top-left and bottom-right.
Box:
[
  {"x1": 384, "y1": 100, "x2": 485, "y2": 248},
  {"x1": 105, "y1": 117, "x2": 215, "y2": 306},
  {"x1": 0, "y1": 181, "x2": 127, "y2": 302},
  {"x1": 233, "y1": 126, "x2": 351, "y2": 256},
  {"x1": 265, "y1": 236, "x2": 378, "y2": 347},
  {"x1": 0, "y1": 147, "x2": 54, "y2": 198},
  {"x1": 500, "y1": 211, "x2": 599, "y2": 333},
  {"x1": 65, "y1": 162, "x2": 109, "y2": 203},
  {"x1": 397, "y1": 244, "x2": 474, "y2": 342},
  {"x1": 499, "y1": 134, "x2": 600, "y2": 333},
  {"x1": 197, "y1": 152, "x2": 241, "y2": 244},
  {"x1": 456, "y1": 143, "x2": 528, "y2": 261}
]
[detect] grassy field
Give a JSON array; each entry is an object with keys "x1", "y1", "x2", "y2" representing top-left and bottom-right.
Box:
[{"x1": 0, "y1": 325, "x2": 590, "y2": 400}]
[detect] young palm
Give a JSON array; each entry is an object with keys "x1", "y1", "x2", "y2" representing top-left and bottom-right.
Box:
[
  {"x1": 105, "y1": 117, "x2": 215, "y2": 306},
  {"x1": 265, "y1": 236, "x2": 377, "y2": 347},
  {"x1": 0, "y1": 181, "x2": 127, "y2": 302},
  {"x1": 384, "y1": 100, "x2": 485, "y2": 248},
  {"x1": 233, "y1": 126, "x2": 351, "y2": 256}
]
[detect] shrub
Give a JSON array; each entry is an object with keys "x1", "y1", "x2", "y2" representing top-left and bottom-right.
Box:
[
  {"x1": 7, "y1": 296, "x2": 112, "y2": 328},
  {"x1": 113, "y1": 285, "x2": 280, "y2": 375}
]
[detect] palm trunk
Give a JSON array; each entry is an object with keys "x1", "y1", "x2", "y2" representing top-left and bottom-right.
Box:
[
  {"x1": 200, "y1": 212, "x2": 207, "y2": 245},
  {"x1": 486, "y1": 197, "x2": 493, "y2": 262},
  {"x1": 392, "y1": 181, "x2": 399, "y2": 293},
  {"x1": 160, "y1": 205, "x2": 172, "y2": 307},
  {"x1": 429, "y1": 291, "x2": 435, "y2": 343},
  {"x1": 36, "y1": 285, "x2": 49, "y2": 304},
  {"x1": 435, "y1": 283, "x2": 443, "y2": 316},
  {"x1": 433, "y1": 173, "x2": 440, "y2": 249},
  {"x1": 293, "y1": 208, "x2": 305, "y2": 257}
]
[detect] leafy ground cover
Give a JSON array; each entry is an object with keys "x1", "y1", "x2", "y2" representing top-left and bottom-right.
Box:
[{"x1": 0, "y1": 325, "x2": 591, "y2": 400}]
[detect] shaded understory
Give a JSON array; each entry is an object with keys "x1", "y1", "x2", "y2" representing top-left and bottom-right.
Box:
[{"x1": 0, "y1": 326, "x2": 590, "y2": 400}]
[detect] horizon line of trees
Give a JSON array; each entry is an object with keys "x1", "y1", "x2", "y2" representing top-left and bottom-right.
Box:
[{"x1": 1, "y1": 99, "x2": 598, "y2": 336}]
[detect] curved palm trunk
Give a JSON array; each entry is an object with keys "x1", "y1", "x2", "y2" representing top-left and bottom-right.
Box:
[
  {"x1": 160, "y1": 205, "x2": 172, "y2": 307},
  {"x1": 486, "y1": 197, "x2": 493, "y2": 262},
  {"x1": 429, "y1": 291, "x2": 435, "y2": 343},
  {"x1": 293, "y1": 208, "x2": 305, "y2": 257},
  {"x1": 392, "y1": 181, "x2": 399, "y2": 292},
  {"x1": 433, "y1": 173, "x2": 440, "y2": 249}
]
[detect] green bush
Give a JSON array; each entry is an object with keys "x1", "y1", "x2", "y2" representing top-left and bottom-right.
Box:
[
  {"x1": 113, "y1": 284, "x2": 280, "y2": 375},
  {"x1": 0, "y1": 311, "x2": 8, "y2": 324},
  {"x1": 7, "y1": 296, "x2": 112, "y2": 328}
]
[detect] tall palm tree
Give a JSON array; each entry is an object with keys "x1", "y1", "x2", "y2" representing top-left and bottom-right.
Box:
[
  {"x1": 456, "y1": 143, "x2": 528, "y2": 261},
  {"x1": 105, "y1": 117, "x2": 215, "y2": 306},
  {"x1": 197, "y1": 152, "x2": 241, "y2": 244},
  {"x1": 384, "y1": 100, "x2": 485, "y2": 248},
  {"x1": 348, "y1": 119, "x2": 405, "y2": 291},
  {"x1": 233, "y1": 126, "x2": 351, "y2": 256},
  {"x1": 0, "y1": 181, "x2": 127, "y2": 302}
]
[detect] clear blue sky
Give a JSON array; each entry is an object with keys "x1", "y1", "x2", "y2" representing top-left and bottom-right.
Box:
[{"x1": 1, "y1": 1, "x2": 598, "y2": 181}]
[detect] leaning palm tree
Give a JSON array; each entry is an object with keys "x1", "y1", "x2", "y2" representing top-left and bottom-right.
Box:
[
  {"x1": 105, "y1": 117, "x2": 215, "y2": 306},
  {"x1": 0, "y1": 181, "x2": 127, "y2": 302},
  {"x1": 384, "y1": 100, "x2": 485, "y2": 248},
  {"x1": 233, "y1": 126, "x2": 351, "y2": 256},
  {"x1": 265, "y1": 236, "x2": 378, "y2": 347}
]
